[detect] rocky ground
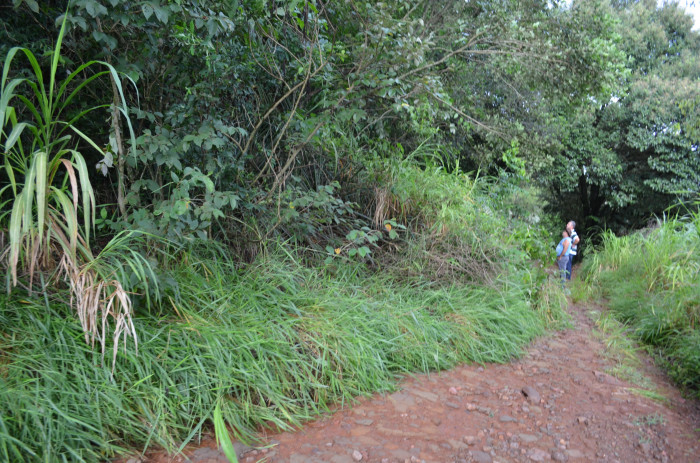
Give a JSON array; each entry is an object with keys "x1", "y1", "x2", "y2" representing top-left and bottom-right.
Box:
[{"x1": 136, "y1": 302, "x2": 700, "y2": 463}]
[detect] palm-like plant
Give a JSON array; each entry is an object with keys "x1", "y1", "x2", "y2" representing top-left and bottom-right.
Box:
[{"x1": 0, "y1": 14, "x2": 152, "y2": 368}]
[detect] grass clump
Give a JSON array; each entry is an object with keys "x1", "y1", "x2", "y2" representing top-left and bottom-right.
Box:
[
  {"x1": 581, "y1": 211, "x2": 700, "y2": 397},
  {"x1": 0, "y1": 243, "x2": 563, "y2": 462},
  {"x1": 588, "y1": 308, "x2": 661, "y2": 398}
]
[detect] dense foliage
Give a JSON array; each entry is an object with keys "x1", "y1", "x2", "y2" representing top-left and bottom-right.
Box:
[
  {"x1": 542, "y1": 0, "x2": 700, "y2": 234},
  {"x1": 1, "y1": 0, "x2": 631, "y2": 246},
  {"x1": 0, "y1": 0, "x2": 699, "y2": 461}
]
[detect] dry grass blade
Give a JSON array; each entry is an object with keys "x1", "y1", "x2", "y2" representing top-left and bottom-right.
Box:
[{"x1": 59, "y1": 254, "x2": 138, "y2": 371}]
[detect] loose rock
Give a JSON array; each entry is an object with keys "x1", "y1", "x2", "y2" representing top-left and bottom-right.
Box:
[
  {"x1": 352, "y1": 449, "x2": 363, "y2": 461},
  {"x1": 355, "y1": 419, "x2": 374, "y2": 426},
  {"x1": 519, "y1": 433, "x2": 540, "y2": 443},
  {"x1": 527, "y1": 447, "x2": 550, "y2": 461},
  {"x1": 463, "y1": 435, "x2": 477, "y2": 445},
  {"x1": 522, "y1": 386, "x2": 541, "y2": 403},
  {"x1": 469, "y1": 450, "x2": 492, "y2": 463}
]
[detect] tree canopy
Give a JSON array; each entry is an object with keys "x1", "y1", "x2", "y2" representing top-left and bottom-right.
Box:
[{"x1": 1, "y1": 0, "x2": 698, "y2": 251}]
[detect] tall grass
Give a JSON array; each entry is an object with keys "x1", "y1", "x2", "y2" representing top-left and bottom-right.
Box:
[
  {"x1": 0, "y1": 244, "x2": 565, "y2": 462},
  {"x1": 0, "y1": 14, "x2": 155, "y2": 366},
  {"x1": 581, "y1": 210, "x2": 700, "y2": 396}
]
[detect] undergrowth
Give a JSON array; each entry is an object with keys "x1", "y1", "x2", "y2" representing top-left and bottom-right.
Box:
[
  {"x1": 0, "y1": 152, "x2": 568, "y2": 462},
  {"x1": 581, "y1": 210, "x2": 700, "y2": 398},
  {"x1": 0, "y1": 246, "x2": 564, "y2": 462}
]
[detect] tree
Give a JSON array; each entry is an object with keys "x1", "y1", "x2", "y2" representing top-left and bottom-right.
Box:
[{"x1": 541, "y1": 0, "x2": 700, "y2": 233}]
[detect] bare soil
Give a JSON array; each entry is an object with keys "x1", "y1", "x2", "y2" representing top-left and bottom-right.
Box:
[{"x1": 134, "y1": 302, "x2": 700, "y2": 463}]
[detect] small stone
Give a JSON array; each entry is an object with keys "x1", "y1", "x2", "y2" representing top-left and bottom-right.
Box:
[
  {"x1": 522, "y1": 386, "x2": 541, "y2": 403},
  {"x1": 566, "y1": 449, "x2": 584, "y2": 459},
  {"x1": 499, "y1": 415, "x2": 517, "y2": 423},
  {"x1": 477, "y1": 367, "x2": 485, "y2": 372},
  {"x1": 576, "y1": 416, "x2": 588, "y2": 425},
  {"x1": 125, "y1": 459, "x2": 141, "y2": 463},
  {"x1": 352, "y1": 450, "x2": 363, "y2": 461},
  {"x1": 463, "y1": 435, "x2": 477, "y2": 445},
  {"x1": 432, "y1": 418, "x2": 442, "y2": 426},
  {"x1": 551, "y1": 449, "x2": 568, "y2": 462},
  {"x1": 527, "y1": 448, "x2": 549, "y2": 462},
  {"x1": 470, "y1": 450, "x2": 493, "y2": 463},
  {"x1": 466, "y1": 403, "x2": 477, "y2": 411},
  {"x1": 519, "y1": 434, "x2": 540, "y2": 443},
  {"x1": 355, "y1": 419, "x2": 374, "y2": 426},
  {"x1": 381, "y1": 459, "x2": 390, "y2": 463},
  {"x1": 449, "y1": 386, "x2": 459, "y2": 395},
  {"x1": 445, "y1": 401, "x2": 461, "y2": 409}
]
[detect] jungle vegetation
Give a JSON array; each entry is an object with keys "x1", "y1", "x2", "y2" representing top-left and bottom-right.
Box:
[{"x1": 0, "y1": 0, "x2": 698, "y2": 461}]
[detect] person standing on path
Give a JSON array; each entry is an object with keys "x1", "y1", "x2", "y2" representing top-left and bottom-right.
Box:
[
  {"x1": 566, "y1": 221, "x2": 579, "y2": 280},
  {"x1": 556, "y1": 229, "x2": 571, "y2": 288}
]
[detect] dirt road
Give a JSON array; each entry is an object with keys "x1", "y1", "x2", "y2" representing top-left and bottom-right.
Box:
[{"x1": 140, "y1": 302, "x2": 700, "y2": 463}]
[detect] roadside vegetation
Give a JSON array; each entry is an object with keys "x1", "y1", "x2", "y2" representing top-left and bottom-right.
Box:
[
  {"x1": 580, "y1": 208, "x2": 700, "y2": 398},
  {"x1": 1, "y1": 0, "x2": 698, "y2": 461},
  {"x1": 0, "y1": 170, "x2": 567, "y2": 461}
]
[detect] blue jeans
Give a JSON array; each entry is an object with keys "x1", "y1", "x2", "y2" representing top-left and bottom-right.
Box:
[
  {"x1": 557, "y1": 256, "x2": 569, "y2": 288},
  {"x1": 566, "y1": 253, "x2": 575, "y2": 280}
]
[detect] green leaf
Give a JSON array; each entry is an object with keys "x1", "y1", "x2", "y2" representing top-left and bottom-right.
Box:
[
  {"x1": 4, "y1": 121, "x2": 29, "y2": 152},
  {"x1": 20, "y1": 0, "x2": 39, "y2": 13},
  {"x1": 142, "y1": 3, "x2": 154, "y2": 20},
  {"x1": 154, "y1": 5, "x2": 170, "y2": 24},
  {"x1": 85, "y1": 0, "x2": 108, "y2": 17},
  {"x1": 214, "y1": 401, "x2": 239, "y2": 463}
]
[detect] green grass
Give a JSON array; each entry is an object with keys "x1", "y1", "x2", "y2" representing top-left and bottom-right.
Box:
[
  {"x1": 581, "y1": 210, "x2": 700, "y2": 398},
  {"x1": 0, "y1": 246, "x2": 565, "y2": 462},
  {"x1": 589, "y1": 309, "x2": 661, "y2": 397}
]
